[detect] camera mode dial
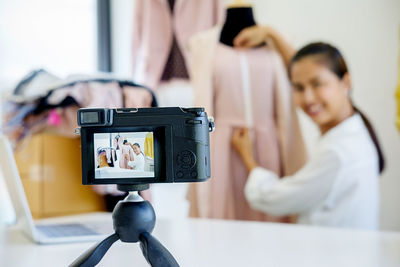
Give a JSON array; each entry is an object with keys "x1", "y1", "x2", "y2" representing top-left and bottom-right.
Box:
[{"x1": 177, "y1": 150, "x2": 197, "y2": 169}]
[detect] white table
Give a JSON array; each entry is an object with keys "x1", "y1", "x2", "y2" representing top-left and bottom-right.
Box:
[{"x1": 1, "y1": 213, "x2": 400, "y2": 267}]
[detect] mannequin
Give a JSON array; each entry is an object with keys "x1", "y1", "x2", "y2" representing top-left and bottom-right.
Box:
[
  {"x1": 219, "y1": 5, "x2": 256, "y2": 47},
  {"x1": 187, "y1": 2, "x2": 307, "y2": 221}
]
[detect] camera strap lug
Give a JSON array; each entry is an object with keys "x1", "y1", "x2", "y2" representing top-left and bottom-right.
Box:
[{"x1": 208, "y1": 116, "x2": 215, "y2": 132}]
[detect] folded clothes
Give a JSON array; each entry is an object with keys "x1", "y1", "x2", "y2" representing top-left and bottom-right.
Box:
[{"x1": 3, "y1": 69, "x2": 157, "y2": 147}]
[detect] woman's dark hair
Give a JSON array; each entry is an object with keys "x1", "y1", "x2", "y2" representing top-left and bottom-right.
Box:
[
  {"x1": 132, "y1": 143, "x2": 144, "y2": 155},
  {"x1": 290, "y1": 42, "x2": 385, "y2": 174},
  {"x1": 132, "y1": 143, "x2": 140, "y2": 148}
]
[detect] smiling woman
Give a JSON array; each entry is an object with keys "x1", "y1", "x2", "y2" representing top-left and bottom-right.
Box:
[
  {"x1": 290, "y1": 43, "x2": 385, "y2": 173},
  {"x1": 231, "y1": 42, "x2": 384, "y2": 229},
  {"x1": 290, "y1": 45, "x2": 353, "y2": 134}
]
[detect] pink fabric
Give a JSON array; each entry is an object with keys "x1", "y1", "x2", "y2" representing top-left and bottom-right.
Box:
[
  {"x1": 47, "y1": 82, "x2": 154, "y2": 110},
  {"x1": 47, "y1": 109, "x2": 62, "y2": 126},
  {"x1": 48, "y1": 82, "x2": 123, "y2": 108},
  {"x1": 187, "y1": 28, "x2": 307, "y2": 221},
  {"x1": 5, "y1": 82, "x2": 154, "y2": 144},
  {"x1": 45, "y1": 84, "x2": 154, "y2": 137},
  {"x1": 131, "y1": 0, "x2": 224, "y2": 89},
  {"x1": 123, "y1": 86, "x2": 154, "y2": 108}
]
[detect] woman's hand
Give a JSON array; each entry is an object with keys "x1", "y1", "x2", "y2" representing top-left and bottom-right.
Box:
[
  {"x1": 231, "y1": 128, "x2": 259, "y2": 172},
  {"x1": 233, "y1": 25, "x2": 295, "y2": 69},
  {"x1": 233, "y1": 25, "x2": 270, "y2": 49}
]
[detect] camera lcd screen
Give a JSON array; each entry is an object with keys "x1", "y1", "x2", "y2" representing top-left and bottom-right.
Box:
[{"x1": 93, "y1": 132, "x2": 155, "y2": 179}]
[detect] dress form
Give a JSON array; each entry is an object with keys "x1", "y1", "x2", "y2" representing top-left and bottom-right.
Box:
[
  {"x1": 187, "y1": 6, "x2": 290, "y2": 221},
  {"x1": 219, "y1": 5, "x2": 256, "y2": 47}
]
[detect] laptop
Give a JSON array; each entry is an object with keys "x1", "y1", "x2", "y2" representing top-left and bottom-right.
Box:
[{"x1": 0, "y1": 135, "x2": 112, "y2": 244}]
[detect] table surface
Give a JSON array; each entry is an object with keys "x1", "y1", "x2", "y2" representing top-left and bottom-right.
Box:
[{"x1": 1, "y1": 213, "x2": 400, "y2": 267}]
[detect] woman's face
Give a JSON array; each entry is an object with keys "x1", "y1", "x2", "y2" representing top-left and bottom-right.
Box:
[
  {"x1": 290, "y1": 57, "x2": 352, "y2": 131},
  {"x1": 133, "y1": 145, "x2": 141, "y2": 155}
]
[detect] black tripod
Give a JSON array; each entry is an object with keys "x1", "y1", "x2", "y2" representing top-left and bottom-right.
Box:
[{"x1": 69, "y1": 184, "x2": 179, "y2": 267}]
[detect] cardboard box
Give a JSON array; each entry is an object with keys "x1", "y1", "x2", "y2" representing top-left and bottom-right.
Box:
[{"x1": 14, "y1": 133, "x2": 106, "y2": 219}]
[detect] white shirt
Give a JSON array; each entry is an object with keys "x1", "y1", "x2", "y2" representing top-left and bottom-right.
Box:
[
  {"x1": 127, "y1": 153, "x2": 145, "y2": 171},
  {"x1": 245, "y1": 113, "x2": 380, "y2": 229}
]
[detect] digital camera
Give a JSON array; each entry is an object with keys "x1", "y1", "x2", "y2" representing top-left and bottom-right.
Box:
[{"x1": 77, "y1": 107, "x2": 214, "y2": 185}]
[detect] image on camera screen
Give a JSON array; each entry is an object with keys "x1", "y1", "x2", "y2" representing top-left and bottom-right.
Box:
[{"x1": 94, "y1": 132, "x2": 155, "y2": 179}]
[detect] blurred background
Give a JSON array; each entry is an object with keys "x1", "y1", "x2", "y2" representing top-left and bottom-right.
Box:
[{"x1": 0, "y1": 0, "x2": 399, "y2": 231}]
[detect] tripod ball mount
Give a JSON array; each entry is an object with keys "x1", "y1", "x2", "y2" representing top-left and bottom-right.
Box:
[{"x1": 69, "y1": 184, "x2": 179, "y2": 267}]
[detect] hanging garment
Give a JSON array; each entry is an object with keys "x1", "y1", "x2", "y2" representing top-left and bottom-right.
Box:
[
  {"x1": 187, "y1": 28, "x2": 307, "y2": 221},
  {"x1": 144, "y1": 132, "x2": 154, "y2": 159},
  {"x1": 160, "y1": 0, "x2": 189, "y2": 81},
  {"x1": 131, "y1": 0, "x2": 224, "y2": 89}
]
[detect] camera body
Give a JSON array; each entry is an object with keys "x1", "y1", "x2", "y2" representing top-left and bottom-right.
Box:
[{"x1": 77, "y1": 107, "x2": 214, "y2": 185}]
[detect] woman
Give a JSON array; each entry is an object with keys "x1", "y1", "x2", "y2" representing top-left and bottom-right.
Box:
[
  {"x1": 127, "y1": 143, "x2": 145, "y2": 171},
  {"x1": 232, "y1": 29, "x2": 385, "y2": 229}
]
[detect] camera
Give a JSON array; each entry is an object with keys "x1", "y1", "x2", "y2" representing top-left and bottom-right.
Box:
[{"x1": 77, "y1": 107, "x2": 214, "y2": 185}]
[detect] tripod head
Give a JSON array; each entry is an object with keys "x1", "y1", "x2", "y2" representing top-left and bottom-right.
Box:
[
  {"x1": 113, "y1": 189, "x2": 155, "y2": 243},
  {"x1": 70, "y1": 184, "x2": 179, "y2": 267}
]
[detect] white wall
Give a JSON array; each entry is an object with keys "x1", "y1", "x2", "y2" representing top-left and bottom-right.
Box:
[
  {"x1": 111, "y1": 0, "x2": 134, "y2": 77},
  {"x1": 0, "y1": 0, "x2": 97, "y2": 90},
  {"x1": 0, "y1": 0, "x2": 98, "y2": 225}
]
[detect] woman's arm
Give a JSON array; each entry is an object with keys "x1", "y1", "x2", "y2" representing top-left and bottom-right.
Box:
[
  {"x1": 233, "y1": 25, "x2": 295, "y2": 69},
  {"x1": 245, "y1": 148, "x2": 342, "y2": 216},
  {"x1": 232, "y1": 128, "x2": 342, "y2": 216},
  {"x1": 231, "y1": 128, "x2": 259, "y2": 172},
  {"x1": 127, "y1": 154, "x2": 145, "y2": 170},
  {"x1": 129, "y1": 147, "x2": 135, "y2": 161}
]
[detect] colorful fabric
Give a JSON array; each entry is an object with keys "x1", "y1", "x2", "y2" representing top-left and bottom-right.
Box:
[{"x1": 3, "y1": 72, "x2": 157, "y2": 146}]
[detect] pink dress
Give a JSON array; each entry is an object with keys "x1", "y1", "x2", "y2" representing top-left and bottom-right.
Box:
[{"x1": 188, "y1": 37, "x2": 307, "y2": 221}]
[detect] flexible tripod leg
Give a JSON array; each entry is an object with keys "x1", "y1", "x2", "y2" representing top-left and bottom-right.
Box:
[
  {"x1": 69, "y1": 233, "x2": 119, "y2": 267},
  {"x1": 139, "y1": 232, "x2": 179, "y2": 267},
  {"x1": 70, "y1": 190, "x2": 180, "y2": 266}
]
